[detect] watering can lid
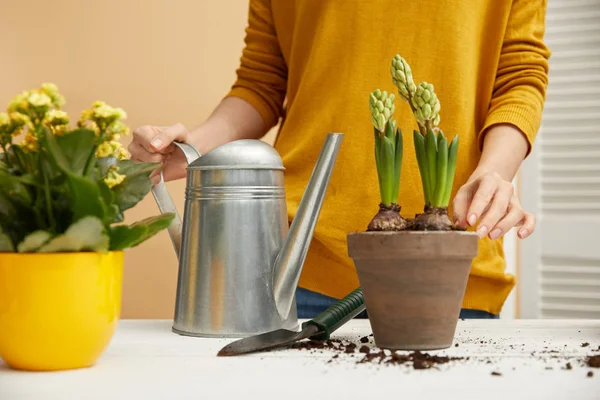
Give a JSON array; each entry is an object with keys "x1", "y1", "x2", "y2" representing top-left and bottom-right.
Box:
[{"x1": 188, "y1": 139, "x2": 285, "y2": 170}]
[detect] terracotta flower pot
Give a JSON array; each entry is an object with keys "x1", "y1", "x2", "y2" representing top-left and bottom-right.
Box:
[
  {"x1": 0, "y1": 251, "x2": 124, "y2": 371},
  {"x1": 347, "y1": 231, "x2": 478, "y2": 350}
]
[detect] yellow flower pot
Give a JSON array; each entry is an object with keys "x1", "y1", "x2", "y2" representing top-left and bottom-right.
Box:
[{"x1": 0, "y1": 251, "x2": 124, "y2": 371}]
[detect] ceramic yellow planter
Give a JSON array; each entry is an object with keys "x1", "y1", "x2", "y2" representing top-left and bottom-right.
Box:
[{"x1": 0, "y1": 251, "x2": 124, "y2": 371}]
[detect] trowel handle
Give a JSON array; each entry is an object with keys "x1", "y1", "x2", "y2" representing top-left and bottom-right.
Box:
[
  {"x1": 305, "y1": 287, "x2": 365, "y2": 341},
  {"x1": 150, "y1": 141, "x2": 201, "y2": 259}
]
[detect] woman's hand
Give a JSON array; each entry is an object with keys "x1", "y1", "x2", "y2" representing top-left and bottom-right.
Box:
[
  {"x1": 128, "y1": 123, "x2": 190, "y2": 185},
  {"x1": 452, "y1": 171, "x2": 535, "y2": 240}
]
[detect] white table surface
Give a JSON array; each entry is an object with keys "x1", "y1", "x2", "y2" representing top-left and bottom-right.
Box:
[{"x1": 1, "y1": 319, "x2": 599, "y2": 399}]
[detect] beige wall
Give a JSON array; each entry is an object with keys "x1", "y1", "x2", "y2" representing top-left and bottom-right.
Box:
[{"x1": 0, "y1": 0, "x2": 276, "y2": 318}]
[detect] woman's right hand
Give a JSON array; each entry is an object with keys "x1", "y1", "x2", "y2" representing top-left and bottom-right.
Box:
[{"x1": 128, "y1": 123, "x2": 191, "y2": 185}]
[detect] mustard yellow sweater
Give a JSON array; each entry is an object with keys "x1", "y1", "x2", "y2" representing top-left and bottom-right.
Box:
[{"x1": 227, "y1": 0, "x2": 550, "y2": 315}]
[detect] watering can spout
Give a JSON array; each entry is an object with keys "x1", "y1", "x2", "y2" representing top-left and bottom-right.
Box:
[
  {"x1": 272, "y1": 133, "x2": 343, "y2": 320},
  {"x1": 150, "y1": 142, "x2": 201, "y2": 259}
]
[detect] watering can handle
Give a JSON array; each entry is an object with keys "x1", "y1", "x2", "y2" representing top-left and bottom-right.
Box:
[{"x1": 150, "y1": 141, "x2": 201, "y2": 259}]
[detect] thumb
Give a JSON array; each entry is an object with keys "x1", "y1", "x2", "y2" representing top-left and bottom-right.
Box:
[{"x1": 149, "y1": 123, "x2": 188, "y2": 152}]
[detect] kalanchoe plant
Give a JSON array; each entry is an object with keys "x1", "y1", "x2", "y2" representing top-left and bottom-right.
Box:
[
  {"x1": 0, "y1": 83, "x2": 175, "y2": 253},
  {"x1": 391, "y1": 55, "x2": 459, "y2": 230},
  {"x1": 367, "y1": 89, "x2": 408, "y2": 231}
]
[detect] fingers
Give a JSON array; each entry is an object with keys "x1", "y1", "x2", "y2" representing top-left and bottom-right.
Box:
[
  {"x1": 476, "y1": 181, "x2": 514, "y2": 238},
  {"x1": 517, "y1": 212, "x2": 536, "y2": 239},
  {"x1": 131, "y1": 123, "x2": 188, "y2": 155},
  {"x1": 466, "y1": 172, "x2": 502, "y2": 227},
  {"x1": 149, "y1": 123, "x2": 188, "y2": 152},
  {"x1": 128, "y1": 142, "x2": 167, "y2": 163},
  {"x1": 151, "y1": 172, "x2": 162, "y2": 186},
  {"x1": 452, "y1": 182, "x2": 474, "y2": 228},
  {"x1": 487, "y1": 197, "x2": 525, "y2": 240}
]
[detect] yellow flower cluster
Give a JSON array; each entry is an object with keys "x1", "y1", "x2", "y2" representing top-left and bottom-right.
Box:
[
  {"x1": 0, "y1": 111, "x2": 34, "y2": 148},
  {"x1": 43, "y1": 109, "x2": 70, "y2": 136},
  {"x1": 104, "y1": 165, "x2": 126, "y2": 188},
  {"x1": 2, "y1": 83, "x2": 67, "y2": 149},
  {"x1": 2, "y1": 83, "x2": 132, "y2": 169},
  {"x1": 8, "y1": 83, "x2": 65, "y2": 116},
  {"x1": 21, "y1": 132, "x2": 39, "y2": 152},
  {"x1": 96, "y1": 140, "x2": 129, "y2": 160},
  {"x1": 78, "y1": 100, "x2": 128, "y2": 137}
]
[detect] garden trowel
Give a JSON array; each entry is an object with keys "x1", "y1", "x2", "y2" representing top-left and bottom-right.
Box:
[{"x1": 217, "y1": 288, "x2": 365, "y2": 356}]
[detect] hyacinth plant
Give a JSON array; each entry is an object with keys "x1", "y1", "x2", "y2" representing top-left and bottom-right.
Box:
[
  {"x1": 366, "y1": 89, "x2": 408, "y2": 231},
  {"x1": 0, "y1": 83, "x2": 174, "y2": 253},
  {"x1": 390, "y1": 55, "x2": 459, "y2": 230}
]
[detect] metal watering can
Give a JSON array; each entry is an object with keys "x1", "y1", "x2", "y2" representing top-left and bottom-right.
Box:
[{"x1": 151, "y1": 133, "x2": 343, "y2": 337}]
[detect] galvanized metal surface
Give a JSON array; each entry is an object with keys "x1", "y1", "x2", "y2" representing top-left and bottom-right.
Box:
[{"x1": 150, "y1": 134, "x2": 343, "y2": 338}]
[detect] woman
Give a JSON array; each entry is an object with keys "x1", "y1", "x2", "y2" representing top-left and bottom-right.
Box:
[{"x1": 129, "y1": 0, "x2": 550, "y2": 319}]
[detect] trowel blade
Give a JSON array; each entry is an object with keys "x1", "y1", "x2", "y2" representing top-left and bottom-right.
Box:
[{"x1": 217, "y1": 323, "x2": 321, "y2": 357}]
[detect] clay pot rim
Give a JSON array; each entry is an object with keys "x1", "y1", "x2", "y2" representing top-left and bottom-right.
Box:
[{"x1": 347, "y1": 230, "x2": 477, "y2": 237}]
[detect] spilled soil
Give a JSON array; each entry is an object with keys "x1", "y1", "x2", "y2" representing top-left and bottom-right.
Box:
[
  {"x1": 587, "y1": 355, "x2": 600, "y2": 368},
  {"x1": 287, "y1": 332, "x2": 599, "y2": 376},
  {"x1": 291, "y1": 335, "x2": 466, "y2": 370}
]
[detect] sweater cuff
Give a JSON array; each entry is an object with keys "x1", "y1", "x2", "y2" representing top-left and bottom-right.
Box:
[
  {"x1": 479, "y1": 104, "x2": 541, "y2": 157},
  {"x1": 225, "y1": 86, "x2": 280, "y2": 130}
]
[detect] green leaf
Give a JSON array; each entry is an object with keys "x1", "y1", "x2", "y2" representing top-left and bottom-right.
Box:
[
  {"x1": 8, "y1": 145, "x2": 30, "y2": 174},
  {"x1": 425, "y1": 129, "x2": 438, "y2": 205},
  {"x1": 96, "y1": 156, "x2": 118, "y2": 178},
  {"x1": 413, "y1": 130, "x2": 430, "y2": 205},
  {"x1": 37, "y1": 216, "x2": 109, "y2": 253},
  {"x1": 433, "y1": 132, "x2": 448, "y2": 207},
  {"x1": 380, "y1": 136, "x2": 395, "y2": 205},
  {"x1": 116, "y1": 159, "x2": 159, "y2": 179},
  {"x1": 0, "y1": 227, "x2": 15, "y2": 252},
  {"x1": 67, "y1": 174, "x2": 106, "y2": 221},
  {"x1": 373, "y1": 128, "x2": 384, "y2": 204},
  {"x1": 111, "y1": 214, "x2": 175, "y2": 251},
  {"x1": 385, "y1": 119, "x2": 395, "y2": 142},
  {"x1": 443, "y1": 135, "x2": 459, "y2": 206},
  {"x1": 112, "y1": 160, "x2": 161, "y2": 211},
  {"x1": 0, "y1": 169, "x2": 32, "y2": 205},
  {"x1": 54, "y1": 129, "x2": 97, "y2": 175},
  {"x1": 42, "y1": 128, "x2": 71, "y2": 173},
  {"x1": 43, "y1": 128, "x2": 97, "y2": 176},
  {"x1": 17, "y1": 230, "x2": 52, "y2": 252},
  {"x1": 392, "y1": 126, "x2": 403, "y2": 202},
  {"x1": 109, "y1": 213, "x2": 175, "y2": 251}
]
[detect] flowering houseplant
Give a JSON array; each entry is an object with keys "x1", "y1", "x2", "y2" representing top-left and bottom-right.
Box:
[
  {"x1": 391, "y1": 55, "x2": 458, "y2": 231},
  {"x1": 347, "y1": 56, "x2": 478, "y2": 351},
  {"x1": 0, "y1": 83, "x2": 174, "y2": 253},
  {"x1": 365, "y1": 55, "x2": 459, "y2": 231},
  {"x1": 0, "y1": 83, "x2": 174, "y2": 371}
]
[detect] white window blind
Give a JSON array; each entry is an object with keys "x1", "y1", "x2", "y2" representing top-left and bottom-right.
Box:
[{"x1": 520, "y1": 0, "x2": 600, "y2": 319}]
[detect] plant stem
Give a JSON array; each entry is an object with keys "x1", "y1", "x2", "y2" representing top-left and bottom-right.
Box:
[
  {"x1": 83, "y1": 145, "x2": 97, "y2": 177},
  {"x1": 40, "y1": 153, "x2": 56, "y2": 233},
  {"x1": 0, "y1": 144, "x2": 12, "y2": 170},
  {"x1": 442, "y1": 135, "x2": 459, "y2": 206},
  {"x1": 433, "y1": 133, "x2": 448, "y2": 207}
]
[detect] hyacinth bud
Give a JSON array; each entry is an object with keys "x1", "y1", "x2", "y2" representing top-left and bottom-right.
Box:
[
  {"x1": 369, "y1": 89, "x2": 396, "y2": 132},
  {"x1": 391, "y1": 55, "x2": 417, "y2": 101},
  {"x1": 411, "y1": 82, "x2": 440, "y2": 126}
]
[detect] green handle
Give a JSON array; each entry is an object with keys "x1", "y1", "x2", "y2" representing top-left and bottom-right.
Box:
[{"x1": 303, "y1": 287, "x2": 365, "y2": 341}]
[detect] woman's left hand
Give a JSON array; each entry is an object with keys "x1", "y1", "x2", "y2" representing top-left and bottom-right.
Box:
[{"x1": 452, "y1": 171, "x2": 535, "y2": 240}]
